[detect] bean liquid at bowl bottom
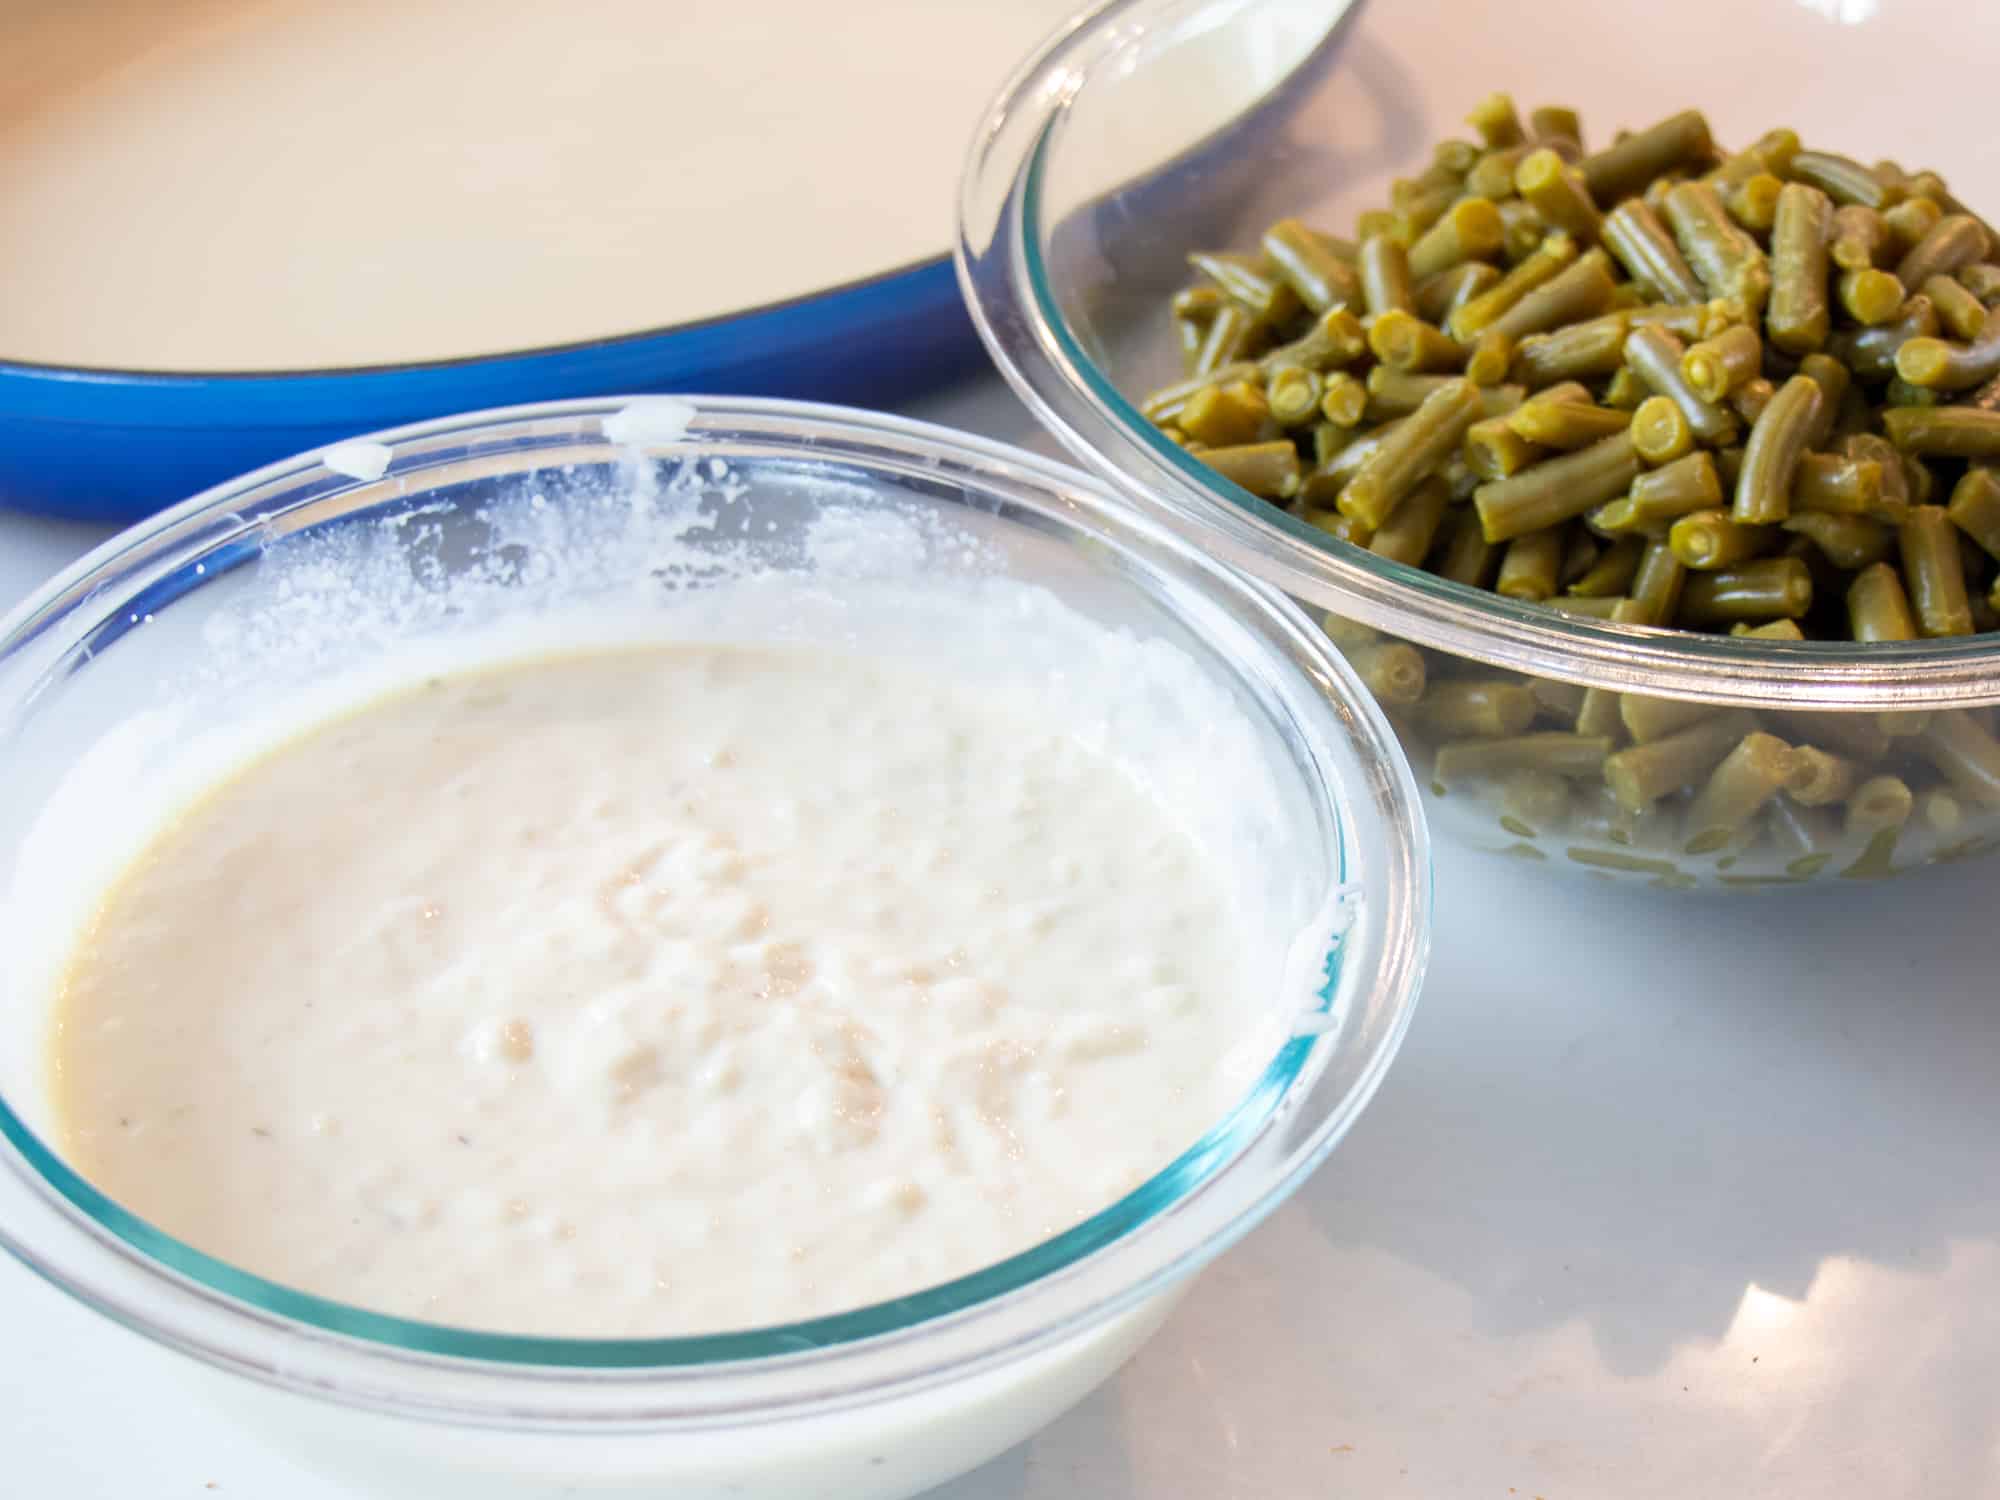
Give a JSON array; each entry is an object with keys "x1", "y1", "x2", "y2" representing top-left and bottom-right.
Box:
[{"x1": 1326, "y1": 615, "x2": 2000, "y2": 890}]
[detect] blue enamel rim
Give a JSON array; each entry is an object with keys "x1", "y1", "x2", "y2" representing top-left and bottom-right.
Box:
[{"x1": 0, "y1": 256, "x2": 977, "y2": 523}]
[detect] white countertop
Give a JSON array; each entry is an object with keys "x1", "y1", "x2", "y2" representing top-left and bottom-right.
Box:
[{"x1": 7, "y1": 375, "x2": 1998, "y2": 1499}]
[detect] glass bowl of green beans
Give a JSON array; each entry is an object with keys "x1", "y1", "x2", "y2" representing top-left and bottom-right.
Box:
[{"x1": 959, "y1": 0, "x2": 2000, "y2": 889}]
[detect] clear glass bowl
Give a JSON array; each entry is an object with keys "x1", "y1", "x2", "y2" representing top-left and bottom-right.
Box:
[
  {"x1": 959, "y1": 0, "x2": 2000, "y2": 890},
  {"x1": 0, "y1": 397, "x2": 1427, "y2": 1499}
]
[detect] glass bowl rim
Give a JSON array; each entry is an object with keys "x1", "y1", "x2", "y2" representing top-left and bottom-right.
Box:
[
  {"x1": 0, "y1": 395, "x2": 1428, "y2": 1419},
  {"x1": 955, "y1": 0, "x2": 2000, "y2": 711}
]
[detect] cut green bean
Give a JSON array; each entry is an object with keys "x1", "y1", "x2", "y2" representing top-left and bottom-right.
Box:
[
  {"x1": 1433, "y1": 139, "x2": 1482, "y2": 176},
  {"x1": 1845, "y1": 774, "x2": 1915, "y2": 837},
  {"x1": 1629, "y1": 537, "x2": 1689, "y2": 624},
  {"x1": 1561, "y1": 527, "x2": 1603, "y2": 587},
  {"x1": 1733, "y1": 374, "x2": 1822, "y2": 524},
  {"x1": 1918, "y1": 787, "x2": 1965, "y2": 835},
  {"x1": 1624, "y1": 322, "x2": 1740, "y2": 446},
  {"x1": 1511, "y1": 312, "x2": 1631, "y2": 385},
  {"x1": 1434, "y1": 733, "x2": 1616, "y2": 783},
  {"x1": 1189, "y1": 251, "x2": 1300, "y2": 325},
  {"x1": 1712, "y1": 127, "x2": 1801, "y2": 187},
  {"x1": 1367, "y1": 310, "x2": 1467, "y2": 372},
  {"x1": 1848, "y1": 562, "x2": 1917, "y2": 644},
  {"x1": 1464, "y1": 416, "x2": 1546, "y2": 479},
  {"x1": 1499, "y1": 768, "x2": 1574, "y2": 831},
  {"x1": 1195, "y1": 440, "x2": 1302, "y2": 500},
  {"x1": 1496, "y1": 197, "x2": 1549, "y2": 263},
  {"x1": 1408, "y1": 198, "x2": 1506, "y2": 279},
  {"x1": 1678, "y1": 557, "x2": 1813, "y2": 624},
  {"x1": 1726, "y1": 172, "x2": 1784, "y2": 236},
  {"x1": 1418, "y1": 678, "x2": 1540, "y2": 737},
  {"x1": 1415, "y1": 262, "x2": 1502, "y2": 325},
  {"x1": 1961, "y1": 264, "x2": 2000, "y2": 304},
  {"x1": 1178, "y1": 381, "x2": 1272, "y2": 446},
  {"x1": 1265, "y1": 365, "x2": 1324, "y2": 427},
  {"x1": 1192, "y1": 304, "x2": 1255, "y2": 377},
  {"x1": 1301, "y1": 419, "x2": 1398, "y2": 503},
  {"x1": 1321, "y1": 614, "x2": 1381, "y2": 650},
  {"x1": 1768, "y1": 182, "x2": 1834, "y2": 353},
  {"x1": 1830, "y1": 204, "x2": 1889, "y2": 271},
  {"x1": 1883, "y1": 196, "x2": 1944, "y2": 258},
  {"x1": 1140, "y1": 363, "x2": 1256, "y2": 424},
  {"x1": 1368, "y1": 475, "x2": 1452, "y2": 565},
  {"x1": 1619, "y1": 694, "x2": 1722, "y2": 742},
  {"x1": 1467, "y1": 92, "x2": 1527, "y2": 150},
  {"x1": 1581, "y1": 110, "x2": 1713, "y2": 207},
  {"x1": 1262, "y1": 218, "x2": 1364, "y2": 313},
  {"x1": 1732, "y1": 618, "x2": 1806, "y2": 641},
  {"x1": 1568, "y1": 533, "x2": 1645, "y2": 596},
  {"x1": 1358, "y1": 234, "x2": 1415, "y2": 318},
  {"x1": 1629, "y1": 450, "x2": 1724, "y2": 520},
  {"x1": 1529, "y1": 105, "x2": 1585, "y2": 154},
  {"x1": 1468, "y1": 146, "x2": 1533, "y2": 202},
  {"x1": 1627, "y1": 395, "x2": 1694, "y2": 465},
  {"x1": 1840, "y1": 433, "x2": 1913, "y2": 521},
  {"x1": 1670, "y1": 510, "x2": 1773, "y2": 569},
  {"x1": 1603, "y1": 199, "x2": 1706, "y2": 304},
  {"x1": 1782, "y1": 511, "x2": 1892, "y2": 570},
  {"x1": 1474, "y1": 431, "x2": 1643, "y2": 543},
  {"x1": 1434, "y1": 509, "x2": 1500, "y2": 587},
  {"x1": 1923, "y1": 274, "x2": 1991, "y2": 342},
  {"x1": 1441, "y1": 450, "x2": 1481, "y2": 501},
  {"x1": 1447, "y1": 232, "x2": 1578, "y2": 341},
  {"x1": 1627, "y1": 302, "x2": 1726, "y2": 338},
  {"x1": 1895, "y1": 214, "x2": 1989, "y2": 290},
  {"x1": 1838, "y1": 267, "x2": 1906, "y2": 326},
  {"x1": 1311, "y1": 421, "x2": 1351, "y2": 467},
  {"x1": 1884, "y1": 406, "x2": 2000, "y2": 457},
  {"x1": 1790, "y1": 150, "x2": 1897, "y2": 209},
  {"x1": 1603, "y1": 709, "x2": 1759, "y2": 812},
  {"x1": 1346, "y1": 640, "x2": 1428, "y2": 706},
  {"x1": 1684, "y1": 732, "x2": 1794, "y2": 847},
  {"x1": 1486, "y1": 248, "x2": 1619, "y2": 340},
  {"x1": 1784, "y1": 745, "x2": 1860, "y2": 806},
  {"x1": 1315, "y1": 374, "x2": 1367, "y2": 429},
  {"x1": 1339, "y1": 379, "x2": 1486, "y2": 529},
  {"x1": 1506, "y1": 398, "x2": 1631, "y2": 449},
  {"x1": 1495, "y1": 527, "x2": 1566, "y2": 601},
  {"x1": 1947, "y1": 466, "x2": 2000, "y2": 560},
  {"x1": 1900, "y1": 505, "x2": 1975, "y2": 636},
  {"x1": 1797, "y1": 353, "x2": 1849, "y2": 447},
  {"x1": 1465, "y1": 329, "x2": 1516, "y2": 385},
  {"x1": 1894, "y1": 319, "x2": 2000, "y2": 392},
  {"x1": 1515, "y1": 148, "x2": 1602, "y2": 243},
  {"x1": 1663, "y1": 179, "x2": 1770, "y2": 315},
  {"x1": 1392, "y1": 177, "x2": 1461, "y2": 241},
  {"x1": 1731, "y1": 378, "x2": 1777, "y2": 426},
  {"x1": 1919, "y1": 711, "x2": 2000, "y2": 806},
  {"x1": 1681, "y1": 323, "x2": 1763, "y2": 402},
  {"x1": 1364, "y1": 367, "x2": 1521, "y2": 421},
  {"x1": 1257, "y1": 308, "x2": 1368, "y2": 374}
]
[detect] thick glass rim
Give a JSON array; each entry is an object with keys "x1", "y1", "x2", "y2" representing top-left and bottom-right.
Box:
[
  {"x1": 955, "y1": 0, "x2": 2000, "y2": 710},
  {"x1": 0, "y1": 397, "x2": 1427, "y2": 1421}
]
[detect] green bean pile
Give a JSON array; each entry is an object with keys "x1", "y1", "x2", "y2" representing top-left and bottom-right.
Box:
[{"x1": 1142, "y1": 98, "x2": 2000, "y2": 878}]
